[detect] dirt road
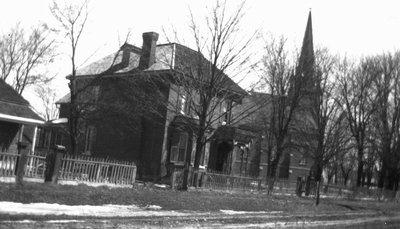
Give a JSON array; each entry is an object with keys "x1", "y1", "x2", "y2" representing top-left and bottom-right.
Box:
[{"x1": 2, "y1": 209, "x2": 400, "y2": 228}]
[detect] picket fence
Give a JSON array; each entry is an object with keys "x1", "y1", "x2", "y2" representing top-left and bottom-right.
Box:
[
  {"x1": 59, "y1": 154, "x2": 136, "y2": 185},
  {"x1": 202, "y1": 171, "x2": 263, "y2": 191},
  {"x1": 0, "y1": 152, "x2": 46, "y2": 178},
  {"x1": 0, "y1": 152, "x2": 136, "y2": 186}
]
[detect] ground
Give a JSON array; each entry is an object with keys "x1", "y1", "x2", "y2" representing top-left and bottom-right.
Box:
[{"x1": 0, "y1": 182, "x2": 399, "y2": 228}]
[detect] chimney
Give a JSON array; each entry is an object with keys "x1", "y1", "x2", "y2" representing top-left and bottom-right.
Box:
[{"x1": 138, "y1": 32, "x2": 159, "y2": 70}]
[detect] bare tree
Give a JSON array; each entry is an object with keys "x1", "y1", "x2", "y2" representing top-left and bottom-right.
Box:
[
  {"x1": 336, "y1": 57, "x2": 379, "y2": 187},
  {"x1": 370, "y1": 51, "x2": 400, "y2": 192},
  {"x1": 164, "y1": 0, "x2": 257, "y2": 188},
  {"x1": 256, "y1": 36, "x2": 302, "y2": 192},
  {"x1": 50, "y1": 0, "x2": 89, "y2": 154},
  {"x1": 34, "y1": 84, "x2": 59, "y2": 121},
  {"x1": 338, "y1": 147, "x2": 357, "y2": 186},
  {"x1": 297, "y1": 47, "x2": 350, "y2": 205},
  {"x1": 0, "y1": 23, "x2": 55, "y2": 94}
]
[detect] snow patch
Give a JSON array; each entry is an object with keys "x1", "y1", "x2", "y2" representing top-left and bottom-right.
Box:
[
  {"x1": 220, "y1": 210, "x2": 282, "y2": 215},
  {"x1": 0, "y1": 202, "x2": 187, "y2": 217},
  {"x1": 145, "y1": 205, "x2": 162, "y2": 210}
]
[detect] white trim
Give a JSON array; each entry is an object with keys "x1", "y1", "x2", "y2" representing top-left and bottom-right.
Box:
[
  {"x1": 0, "y1": 113, "x2": 44, "y2": 125},
  {"x1": 49, "y1": 118, "x2": 68, "y2": 124},
  {"x1": 171, "y1": 44, "x2": 176, "y2": 69},
  {"x1": 289, "y1": 166, "x2": 310, "y2": 171},
  {"x1": 31, "y1": 126, "x2": 38, "y2": 154}
]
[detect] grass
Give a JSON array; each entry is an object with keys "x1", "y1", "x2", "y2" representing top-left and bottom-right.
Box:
[{"x1": 0, "y1": 181, "x2": 399, "y2": 214}]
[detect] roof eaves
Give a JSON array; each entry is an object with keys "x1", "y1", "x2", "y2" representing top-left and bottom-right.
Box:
[{"x1": 0, "y1": 113, "x2": 44, "y2": 125}]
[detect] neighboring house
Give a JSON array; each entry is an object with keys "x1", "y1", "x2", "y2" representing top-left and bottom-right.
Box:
[{"x1": 0, "y1": 78, "x2": 44, "y2": 153}]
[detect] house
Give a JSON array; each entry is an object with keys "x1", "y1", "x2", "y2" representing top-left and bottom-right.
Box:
[
  {"x1": 54, "y1": 32, "x2": 246, "y2": 180},
  {"x1": 0, "y1": 78, "x2": 44, "y2": 153},
  {"x1": 52, "y1": 12, "x2": 316, "y2": 182}
]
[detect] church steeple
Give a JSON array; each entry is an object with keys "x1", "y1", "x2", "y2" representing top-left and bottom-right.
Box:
[{"x1": 297, "y1": 10, "x2": 315, "y2": 93}]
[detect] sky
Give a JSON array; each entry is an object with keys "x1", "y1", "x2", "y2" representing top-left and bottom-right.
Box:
[{"x1": 1, "y1": 0, "x2": 400, "y2": 113}]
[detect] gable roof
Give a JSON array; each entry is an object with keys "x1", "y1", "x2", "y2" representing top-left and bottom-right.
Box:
[{"x1": 0, "y1": 79, "x2": 44, "y2": 125}]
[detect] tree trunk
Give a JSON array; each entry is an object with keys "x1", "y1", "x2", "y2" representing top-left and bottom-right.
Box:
[
  {"x1": 69, "y1": 78, "x2": 79, "y2": 155},
  {"x1": 356, "y1": 148, "x2": 364, "y2": 187},
  {"x1": 378, "y1": 161, "x2": 386, "y2": 189},
  {"x1": 343, "y1": 176, "x2": 348, "y2": 186},
  {"x1": 315, "y1": 181, "x2": 321, "y2": 206},
  {"x1": 192, "y1": 135, "x2": 205, "y2": 187},
  {"x1": 267, "y1": 155, "x2": 280, "y2": 195}
]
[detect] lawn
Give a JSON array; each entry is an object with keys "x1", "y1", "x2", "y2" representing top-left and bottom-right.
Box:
[{"x1": 0, "y1": 182, "x2": 398, "y2": 214}]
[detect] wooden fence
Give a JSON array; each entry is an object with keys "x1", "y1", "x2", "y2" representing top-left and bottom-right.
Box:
[
  {"x1": 59, "y1": 154, "x2": 136, "y2": 185},
  {"x1": 25, "y1": 153, "x2": 46, "y2": 178},
  {"x1": 202, "y1": 172, "x2": 262, "y2": 191},
  {"x1": 171, "y1": 169, "x2": 263, "y2": 191},
  {"x1": 0, "y1": 153, "x2": 18, "y2": 176},
  {"x1": 0, "y1": 151, "x2": 136, "y2": 186},
  {"x1": 0, "y1": 152, "x2": 46, "y2": 178}
]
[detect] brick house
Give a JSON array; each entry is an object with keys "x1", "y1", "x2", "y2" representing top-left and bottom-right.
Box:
[
  {"x1": 55, "y1": 32, "x2": 247, "y2": 180},
  {"x1": 53, "y1": 11, "x2": 316, "y2": 182},
  {"x1": 0, "y1": 78, "x2": 44, "y2": 153}
]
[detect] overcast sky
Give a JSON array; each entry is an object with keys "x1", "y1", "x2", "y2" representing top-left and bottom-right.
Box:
[{"x1": 1, "y1": 0, "x2": 400, "y2": 110}]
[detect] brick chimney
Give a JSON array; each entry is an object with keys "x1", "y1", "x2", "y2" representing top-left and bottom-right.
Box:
[{"x1": 138, "y1": 32, "x2": 159, "y2": 70}]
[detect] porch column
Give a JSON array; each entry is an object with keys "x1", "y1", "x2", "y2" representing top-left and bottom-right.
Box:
[
  {"x1": 203, "y1": 141, "x2": 210, "y2": 169},
  {"x1": 18, "y1": 124, "x2": 25, "y2": 142},
  {"x1": 31, "y1": 126, "x2": 38, "y2": 154}
]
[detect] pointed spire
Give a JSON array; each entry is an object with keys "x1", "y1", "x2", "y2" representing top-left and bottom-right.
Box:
[{"x1": 297, "y1": 10, "x2": 315, "y2": 92}]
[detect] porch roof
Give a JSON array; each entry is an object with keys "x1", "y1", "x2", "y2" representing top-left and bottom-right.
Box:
[
  {"x1": 211, "y1": 126, "x2": 256, "y2": 143},
  {"x1": 0, "y1": 79, "x2": 44, "y2": 126}
]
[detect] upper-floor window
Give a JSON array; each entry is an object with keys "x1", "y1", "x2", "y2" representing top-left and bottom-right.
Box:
[
  {"x1": 77, "y1": 85, "x2": 100, "y2": 105},
  {"x1": 220, "y1": 100, "x2": 232, "y2": 125},
  {"x1": 176, "y1": 86, "x2": 190, "y2": 115},
  {"x1": 92, "y1": 86, "x2": 100, "y2": 103}
]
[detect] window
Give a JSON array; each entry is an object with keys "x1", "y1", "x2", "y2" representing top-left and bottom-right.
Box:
[
  {"x1": 84, "y1": 126, "x2": 96, "y2": 155},
  {"x1": 77, "y1": 85, "x2": 100, "y2": 104},
  {"x1": 92, "y1": 86, "x2": 100, "y2": 103},
  {"x1": 299, "y1": 155, "x2": 307, "y2": 166},
  {"x1": 170, "y1": 133, "x2": 188, "y2": 163},
  {"x1": 220, "y1": 100, "x2": 232, "y2": 125},
  {"x1": 176, "y1": 86, "x2": 190, "y2": 115}
]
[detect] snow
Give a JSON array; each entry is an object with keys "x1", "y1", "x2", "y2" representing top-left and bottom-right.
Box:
[
  {"x1": 0, "y1": 202, "x2": 189, "y2": 217},
  {"x1": 0, "y1": 201, "x2": 279, "y2": 219},
  {"x1": 220, "y1": 210, "x2": 282, "y2": 215},
  {"x1": 1, "y1": 201, "x2": 399, "y2": 228}
]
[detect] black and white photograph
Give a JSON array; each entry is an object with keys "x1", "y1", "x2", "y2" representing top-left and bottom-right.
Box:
[{"x1": 0, "y1": 0, "x2": 399, "y2": 228}]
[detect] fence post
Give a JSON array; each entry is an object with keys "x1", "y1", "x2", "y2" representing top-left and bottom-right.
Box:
[
  {"x1": 296, "y1": 177, "x2": 303, "y2": 197},
  {"x1": 45, "y1": 145, "x2": 65, "y2": 184},
  {"x1": 131, "y1": 164, "x2": 137, "y2": 184},
  {"x1": 201, "y1": 171, "x2": 207, "y2": 187},
  {"x1": 16, "y1": 142, "x2": 28, "y2": 186},
  {"x1": 51, "y1": 152, "x2": 64, "y2": 184},
  {"x1": 171, "y1": 167, "x2": 176, "y2": 189}
]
